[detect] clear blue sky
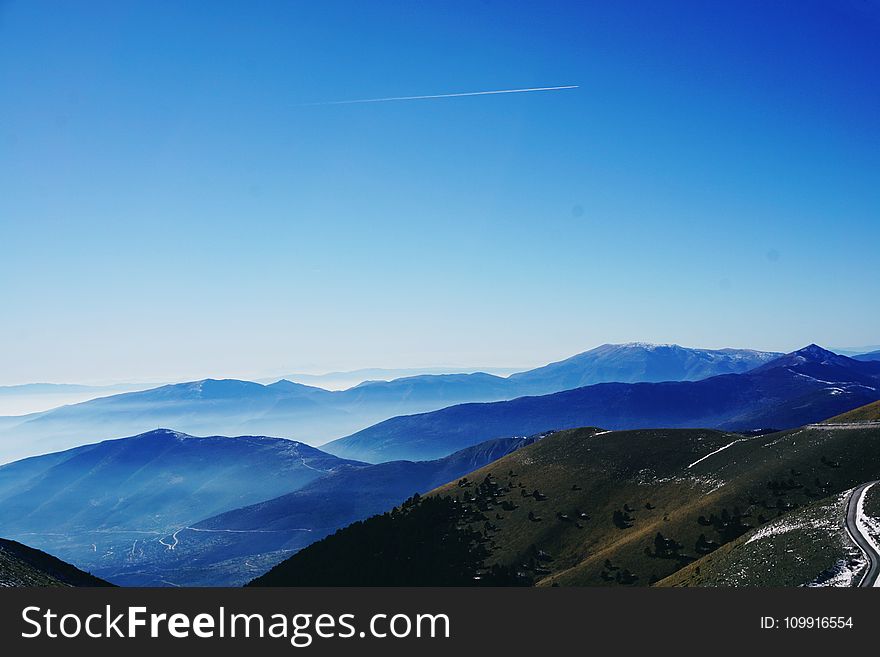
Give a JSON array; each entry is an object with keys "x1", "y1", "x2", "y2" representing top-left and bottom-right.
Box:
[{"x1": 1, "y1": 0, "x2": 878, "y2": 385}]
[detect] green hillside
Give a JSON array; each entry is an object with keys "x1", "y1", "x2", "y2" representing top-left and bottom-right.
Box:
[
  {"x1": 250, "y1": 422, "x2": 880, "y2": 587},
  {"x1": 657, "y1": 490, "x2": 860, "y2": 587},
  {"x1": 0, "y1": 538, "x2": 112, "y2": 587},
  {"x1": 427, "y1": 424, "x2": 880, "y2": 586}
]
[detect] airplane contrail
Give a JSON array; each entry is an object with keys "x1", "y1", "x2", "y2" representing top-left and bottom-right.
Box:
[{"x1": 303, "y1": 85, "x2": 578, "y2": 106}]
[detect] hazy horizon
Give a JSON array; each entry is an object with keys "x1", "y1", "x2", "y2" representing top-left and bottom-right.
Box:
[{"x1": 2, "y1": 339, "x2": 878, "y2": 392}]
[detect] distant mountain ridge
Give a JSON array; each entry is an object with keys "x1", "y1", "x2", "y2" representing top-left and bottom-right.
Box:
[
  {"x1": 0, "y1": 382, "x2": 155, "y2": 417},
  {"x1": 854, "y1": 349, "x2": 880, "y2": 362},
  {"x1": 270, "y1": 366, "x2": 523, "y2": 390},
  {"x1": 0, "y1": 343, "x2": 780, "y2": 464},
  {"x1": 509, "y1": 343, "x2": 780, "y2": 389},
  {"x1": 323, "y1": 345, "x2": 880, "y2": 463}
]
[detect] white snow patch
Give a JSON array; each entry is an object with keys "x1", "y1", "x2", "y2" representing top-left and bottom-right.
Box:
[
  {"x1": 687, "y1": 438, "x2": 752, "y2": 469},
  {"x1": 746, "y1": 491, "x2": 849, "y2": 546},
  {"x1": 806, "y1": 558, "x2": 864, "y2": 588},
  {"x1": 787, "y1": 369, "x2": 837, "y2": 385}
]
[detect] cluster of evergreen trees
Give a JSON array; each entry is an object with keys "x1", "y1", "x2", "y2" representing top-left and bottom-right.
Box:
[
  {"x1": 250, "y1": 494, "x2": 523, "y2": 586},
  {"x1": 696, "y1": 507, "x2": 752, "y2": 542}
]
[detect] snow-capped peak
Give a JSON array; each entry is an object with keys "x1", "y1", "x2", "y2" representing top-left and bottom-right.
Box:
[
  {"x1": 141, "y1": 428, "x2": 190, "y2": 441},
  {"x1": 791, "y1": 344, "x2": 841, "y2": 362},
  {"x1": 617, "y1": 342, "x2": 680, "y2": 351}
]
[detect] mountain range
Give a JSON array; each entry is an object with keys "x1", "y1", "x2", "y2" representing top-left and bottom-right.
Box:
[
  {"x1": 2, "y1": 341, "x2": 878, "y2": 588},
  {"x1": 267, "y1": 366, "x2": 523, "y2": 390},
  {"x1": 0, "y1": 382, "x2": 154, "y2": 417},
  {"x1": 0, "y1": 343, "x2": 780, "y2": 464},
  {"x1": 324, "y1": 345, "x2": 880, "y2": 462}
]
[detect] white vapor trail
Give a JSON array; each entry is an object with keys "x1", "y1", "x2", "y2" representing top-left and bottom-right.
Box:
[{"x1": 303, "y1": 85, "x2": 578, "y2": 106}]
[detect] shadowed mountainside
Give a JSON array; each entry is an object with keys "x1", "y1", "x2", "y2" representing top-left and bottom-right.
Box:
[{"x1": 1, "y1": 538, "x2": 112, "y2": 587}]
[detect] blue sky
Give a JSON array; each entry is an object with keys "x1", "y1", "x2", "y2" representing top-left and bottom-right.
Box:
[{"x1": 1, "y1": 0, "x2": 878, "y2": 384}]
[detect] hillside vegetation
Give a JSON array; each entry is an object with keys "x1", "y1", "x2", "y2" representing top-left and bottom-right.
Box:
[
  {"x1": 658, "y1": 491, "x2": 862, "y2": 587},
  {"x1": 252, "y1": 422, "x2": 880, "y2": 587},
  {"x1": 249, "y1": 495, "x2": 522, "y2": 586}
]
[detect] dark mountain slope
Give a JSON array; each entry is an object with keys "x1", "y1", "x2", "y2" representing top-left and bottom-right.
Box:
[
  {"x1": 1, "y1": 538, "x2": 112, "y2": 587},
  {"x1": 248, "y1": 495, "x2": 518, "y2": 587},
  {"x1": 324, "y1": 345, "x2": 880, "y2": 462}
]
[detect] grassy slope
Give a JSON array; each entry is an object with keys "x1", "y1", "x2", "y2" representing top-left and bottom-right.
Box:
[
  {"x1": 0, "y1": 538, "x2": 112, "y2": 587},
  {"x1": 657, "y1": 491, "x2": 860, "y2": 587},
  {"x1": 427, "y1": 424, "x2": 880, "y2": 586},
  {"x1": 659, "y1": 400, "x2": 880, "y2": 585},
  {"x1": 430, "y1": 427, "x2": 735, "y2": 586},
  {"x1": 825, "y1": 400, "x2": 880, "y2": 423}
]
